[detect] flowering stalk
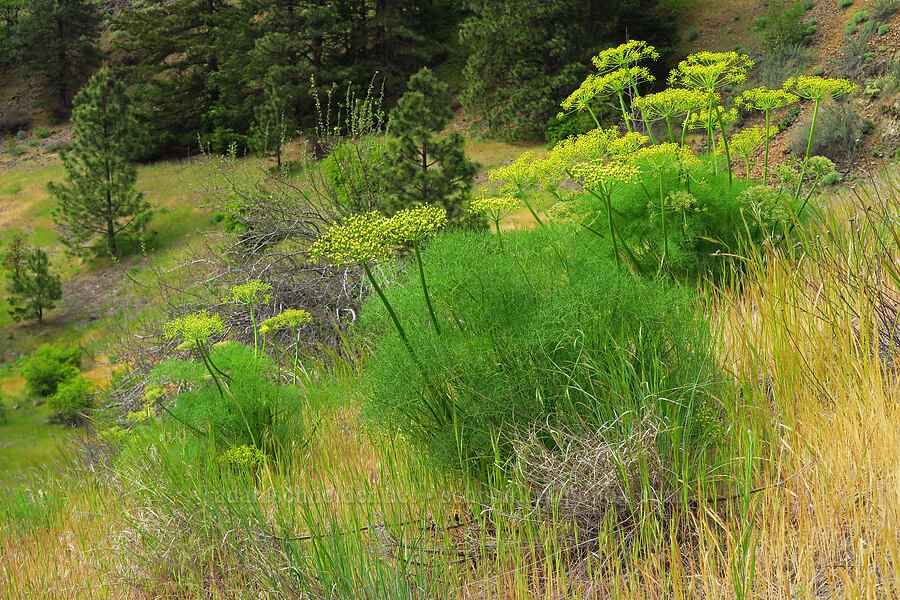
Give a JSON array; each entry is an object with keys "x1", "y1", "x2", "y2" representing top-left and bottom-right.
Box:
[{"x1": 783, "y1": 76, "x2": 857, "y2": 205}]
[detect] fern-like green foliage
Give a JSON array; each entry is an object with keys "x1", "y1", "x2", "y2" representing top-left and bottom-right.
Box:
[
  {"x1": 151, "y1": 342, "x2": 301, "y2": 451},
  {"x1": 361, "y1": 226, "x2": 727, "y2": 474}
]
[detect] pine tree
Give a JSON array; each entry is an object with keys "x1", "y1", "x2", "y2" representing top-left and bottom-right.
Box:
[
  {"x1": 5, "y1": 246, "x2": 62, "y2": 322},
  {"x1": 13, "y1": 0, "x2": 101, "y2": 114},
  {"x1": 49, "y1": 68, "x2": 150, "y2": 257},
  {"x1": 383, "y1": 68, "x2": 475, "y2": 223}
]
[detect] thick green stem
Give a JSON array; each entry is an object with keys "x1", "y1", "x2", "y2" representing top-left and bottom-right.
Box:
[
  {"x1": 658, "y1": 172, "x2": 668, "y2": 273},
  {"x1": 763, "y1": 109, "x2": 771, "y2": 185},
  {"x1": 363, "y1": 262, "x2": 410, "y2": 351},
  {"x1": 586, "y1": 104, "x2": 601, "y2": 129},
  {"x1": 665, "y1": 115, "x2": 676, "y2": 144},
  {"x1": 249, "y1": 303, "x2": 258, "y2": 354},
  {"x1": 795, "y1": 99, "x2": 820, "y2": 203},
  {"x1": 413, "y1": 239, "x2": 441, "y2": 335},
  {"x1": 516, "y1": 183, "x2": 544, "y2": 227},
  {"x1": 714, "y1": 103, "x2": 733, "y2": 185},
  {"x1": 617, "y1": 91, "x2": 632, "y2": 132},
  {"x1": 681, "y1": 107, "x2": 694, "y2": 147}
]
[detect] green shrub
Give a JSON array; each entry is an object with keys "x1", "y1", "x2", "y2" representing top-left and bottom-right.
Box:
[
  {"x1": 872, "y1": 0, "x2": 900, "y2": 20},
  {"x1": 47, "y1": 375, "x2": 94, "y2": 425},
  {"x1": 762, "y1": 0, "x2": 817, "y2": 48},
  {"x1": 753, "y1": 16, "x2": 769, "y2": 30},
  {"x1": 0, "y1": 397, "x2": 7, "y2": 425},
  {"x1": 839, "y1": 0, "x2": 853, "y2": 7},
  {"x1": 789, "y1": 101, "x2": 862, "y2": 162},
  {"x1": 687, "y1": 28, "x2": 700, "y2": 40},
  {"x1": 845, "y1": 23, "x2": 859, "y2": 34},
  {"x1": 320, "y1": 139, "x2": 386, "y2": 213},
  {"x1": 835, "y1": 20, "x2": 878, "y2": 77},
  {"x1": 5, "y1": 136, "x2": 24, "y2": 157},
  {"x1": 150, "y1": 341, "x2": 302, "y2": 452},
  {"x1": 744, "y1": 45, "x2": 816, "y2": 89},
  {"x1": 15, "y1": 129, "x2": 26, "y2": 141},
  {"x1": 879, "y1": 23, "x2": 891, "y2": 35},
  {"x1": 34, "y1": 126, "x2": 51, "y2": 139},
  {"x1": 361, "y1": 226, "x2": 728, "y2": 475},
  {"x1": 21, "y1": 344, "x2": 81, "y2": 397},
  {"x1": 0, "y1": 110, "x2": 30, "y2": 136},
  {"x1": 544, "y1": 110, "x2": 598, "y2": 148},
  {"x1": 854, "y1": 10, "x2": 870, "y2": 23}
]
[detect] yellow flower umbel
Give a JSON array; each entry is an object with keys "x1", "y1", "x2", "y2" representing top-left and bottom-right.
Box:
[
  {"x1": 730, "y1": 125, "x2": 777, "y2": 180},
  {"x1": 386, "y1": 204, "x2": 447, "y2": 244},
  {"x1": 737, "y1": 87, "x2": 799, "y2": 183},
  {"x1": 229, "y1": 279, "x2": 273, "y2": 351},
  {"x1": 488, "y1": 151, "x2": 546, "y2": 226},
  {"x1": 309, "y1": 212, "x2": 393, "y2": 267},
  {"x1": 570, "y1": 159, "x2": 642, "y2": 266},
  {"x1": 592, "y1": 40, "x2": 660, "y2": 73},
  {"x1": 669, "y1": 51, "x2": 754, "y2": 182},
  {"x1": 258, "y1": 308, "x2": 312, "y2": 336},
  {"x1": 561, "y1": 67, "x2": 655, "y2": 135},
  {"x1": 633, "y1": 88, "x2": 710, "y2": 144},
  {"x1": 386, "y1": 205, "x2": 447, "y2": 334},
  {"x1": 164, "y1": 310, "x2": 225, "y2": 349},
  {"x1": 783, "y1": 76, "x2": 858, "y2": 202},
  {"x1": 218, "y1": 444, "x2": 266, "y2": 469},
  {"x1": 470, "y1": 195, "x2": 521, "y2": 235}
]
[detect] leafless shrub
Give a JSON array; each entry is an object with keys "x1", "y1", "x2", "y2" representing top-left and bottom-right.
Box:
[{"x1": 510, "y1": 418, "x2": 672, "y2": 543}]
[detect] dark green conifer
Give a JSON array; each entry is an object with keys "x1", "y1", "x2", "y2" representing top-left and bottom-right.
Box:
[
  {"x1": 49, "y1": 68, "x2": 150, "y2": 257},
  {"x1": 383, "y1": 68, "x2": 475, "y2": 223},
  {"x1": 13, "y1": 0, "x2": 101, "y2": 114},
  {"x1": 4, "y1": 246, "x2": 62, "y2": 322}
]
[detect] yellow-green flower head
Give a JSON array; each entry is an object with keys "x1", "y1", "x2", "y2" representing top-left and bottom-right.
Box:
[
  {"x1": 740, "y1": 185, "x2": 791, "y2": 224},
  {"x1": 783, "y1": 76, "x2": 857, "y2": 101},
  {"x1": 561, "y1": 67, "x2": 654, "y2": 111},
  {"x1": 229, "y1": 279, "x2": 273, "y2": 306},
  {"x1": 470, "y1": 195, "x2": 521, "y2": 221},
  {"x1": 606, "y1": 131, "x2": 651, "y2": 157},
  {"x1": 592, "y1": 40, "x2": 660, "y2": 73},
  {"x1": 488, "y1": 151, "x2": 540, "y2": 191},
  {"x1": 633, "y1": 88, "x2": 710, "y2": 119},
  {"x1": 165, "y1": 310, "x2": 225, "y2": 345},
  {"x1": 631, "y1": 143, "x2": 700, "y2": 173},
  {"x1": 773, "y1": 162, "x2": 801, "y2": 189},
  {"x1": 686, "y1": 106, "x2": 739, "y2": 131},
  {"x1": 572, "y1": 160, "x2": 641, "y2": 189},
  {"x1": 736, "y1": 87, "x2": 799, "y2": 112},
  {"x1": 309, "y1": 212, "x2": 392, "y2": 266},
  {"x1": 218, "y1": 444, "x2": 266, "y2": 468},
  {"x1": 258, "y1": 308, "x2": 312, "y2": 335},
  {"x1": 807, "y1": 156, "x2": 836, "y2": 176},
  {"x1": 386, "y1": 204, "x2": 447, "y2": 243},
  {"x1": 99, "y1": 426, "x2": 132, "y2": 445},
  {"x1": 669, "y1": 51, "x2": 754, "y2": 90},
  {"x1": 547, "y1": 200, "x2": 582, "y2": 223},
  {"x1": 730, "y1": 125, "x2": 778, "y2": 157},
  {"x1": 666, "y1": 190, "x2": 698, "y2": 212},
  {"x1": 538, "y1": 128, "x2": 619, "y2": 184}
]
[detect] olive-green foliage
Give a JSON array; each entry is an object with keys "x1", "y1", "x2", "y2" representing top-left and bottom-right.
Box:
[
  {"x1": 544, "y1": 110, "x2": 600, "y2": 147},
  {"x1": 0, "y1": 397, "x2": 7, "y2": 425},
  {"x1": 21, "y1": 344, "x2": 81, "y2": 397},
  {"x1": 321, "y1": 140, "x2": 386, "y2": 213},
  {"x1": 47, "y1": 375, "x2": 93, "y2": 425},
  {"x1": 872, "y1": 0, "x2": 900, "y2": 20},
  {"x1": 743, "y1": 45, "x2": 816, "y2": 90},
  {"x1": 150, "y1": 341, "x2": 302, "y2": 451},
  {"x1": 361, "y1": 226, "x2": 726, "y2": 474},
  {"x1": 789, "y1": 101, "x2": 862, "y2": 162},
  {"x1": 762, "y1": 0, "x2": 817, "y2": 49}
]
